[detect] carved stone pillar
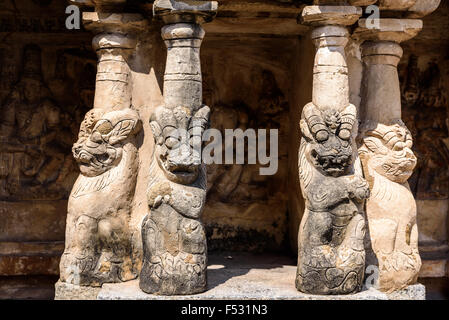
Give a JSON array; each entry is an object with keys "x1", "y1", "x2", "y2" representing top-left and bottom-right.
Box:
[
  {"x1": 354, "y1": 18, "x2": 424, "y2": 292},
  {"x1": 296, "y1": 4, "x2": 370, "y2": 295},
  {"x1": 139, "y1": 0, "x2": 217, "y2": 295},
  {"x1": 58, "y1": 8, "x2": 147, "y2": 288}
]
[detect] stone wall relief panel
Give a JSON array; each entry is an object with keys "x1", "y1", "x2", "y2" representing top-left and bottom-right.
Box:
[
  {"x1": 0, "y1": 44, "x2": 96, "y2": 201},
  {"x1": 400, "y1": 53, "x2": 449, "y2": 276},
  {"x1": 401, "y1": 55, "x2": 449, "y2": 200},
  {"x1": 201, "y1": 43, "x2": 292, "y2": 252}
]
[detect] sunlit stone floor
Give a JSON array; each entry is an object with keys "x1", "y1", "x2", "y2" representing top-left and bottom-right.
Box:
[{"x1": 1, "y1": 254, "x2": 448, "y2": 300}]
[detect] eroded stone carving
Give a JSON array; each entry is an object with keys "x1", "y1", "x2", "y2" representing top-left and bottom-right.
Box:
[
  {"x1": 297, "y1": 6, "x2": 369, "y2": 295},
  {"x1": 58, "y1": 10, "x2": 146, "y2": 288},
  {"x1": 0, "y1": 44, "x2": 76, "y2": 200},
  {"x1": 140, "y1": 104, "x2": 209, "y2": 295},
  {"x1": 358, "y1": 120, "x2": 421, "y2": 292},
  {"x1": 139, "y1": 1, "x2": 216, "y2": 295},
  {"x1": 355, "y1": 18, "x2": 423, "y2": 292},
  {"x1": 297, "y1": 103, "x2": 369, "y2": 295},
  {"x1": 402, "y1": 57, "x2": 449, "y2": 200},
  {"x1": 60, "y1": 107, "x2": 141, "y2": 286}
]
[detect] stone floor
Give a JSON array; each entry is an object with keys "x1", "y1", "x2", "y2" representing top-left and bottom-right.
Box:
[{"x1": 2, "y1": 253, "x2": 449, "y2": 300}]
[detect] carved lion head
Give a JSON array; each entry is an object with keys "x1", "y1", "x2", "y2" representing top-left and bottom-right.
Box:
[
  {"x1": 150, "y1": 105, "x2": 210, "y2": 185},
  {"x1": 359, "y1": 120, "x2": 417, "y2": 184},
  {"x1": 301, "y1": 103, "x2": 356, "y2": 177},
  {"x1": 72, "y1": 108, "x2": 141, "y2": 177}
]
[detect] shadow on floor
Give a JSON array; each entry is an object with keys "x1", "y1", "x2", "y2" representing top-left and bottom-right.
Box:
[
  {"x1": 2, "y1": 256, "x2": 448, "y2": 300},
  {"x1": 206, "y1": 252, "x2": 296, "y2": 291}
]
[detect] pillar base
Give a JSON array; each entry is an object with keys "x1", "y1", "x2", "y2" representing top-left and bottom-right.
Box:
[{"x1": 54, "y1": 254, "x2": 426, "y2": 300}]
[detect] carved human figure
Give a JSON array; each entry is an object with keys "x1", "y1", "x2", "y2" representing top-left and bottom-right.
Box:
[
  {"x1": 140, "y1": 104, "x2": 210, "y2": 295},
  {"x1": 0, "y1": 44, "x2": 73, "y2": 199},
  {"x1": 59, "y1": 107, "x2": 141, "y2": 286},
  {"x1": 207, "y1": 104, "x2": 249, "y2": 201},
  {"x1": 358, "y1": 120, "x2": 421, "y2": 292},
  {"x1": 402, "y1": 59, "x2": 449, "y2": 199},
  {"x1": 296, "y1": 102, "x2": 370, "y2": 295}
]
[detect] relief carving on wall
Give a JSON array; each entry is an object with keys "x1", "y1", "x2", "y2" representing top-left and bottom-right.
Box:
[
  {"x1": 358, "y1": 120, "x2": 421, "y2": 292},
  {"x1": 0, "y1": 44, "x2": 80, "y2": 200},
  {"x1": 402, "y1": 55, "x2": 449, "y2": 200},
  {"x1": 202, "y1": 67, "x2": 289, "y2": 251},
  {"x1": 206, "y1": 69, "x2": 288, "y2": 203}
]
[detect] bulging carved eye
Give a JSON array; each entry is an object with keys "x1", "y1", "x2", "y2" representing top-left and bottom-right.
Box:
[
  {"x1": 95, "y1": 120, "x2": 114, "y2": 135},
  {"x1": 393, "y1": 142, "x2": 405, "y2": 151},
  {"x1": 90, "y1": 131, "x2": 103, "y2": 143},
  {"x1": 316, "y1": 130, "x2": 329, "y2": 142}
]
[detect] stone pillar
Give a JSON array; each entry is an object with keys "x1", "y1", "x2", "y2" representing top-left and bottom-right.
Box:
[
  {"x1": 296, "y1": 4, "x2": 370, "y2": 295},
  {"x1": 139, "y1": 0, "x2": 217, "y2": 295},
  {"x1": 355, "y1": 18, "x2": 424, "y2": 292},
  {"x1": 58, "y1": 6, "x2": 148, "y2": 290}
]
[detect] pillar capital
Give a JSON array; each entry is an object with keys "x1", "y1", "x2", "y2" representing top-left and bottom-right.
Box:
[
  {"x1": 348, "y1": 0, "x2": 377, "y2": 5},
  {"x1": 378, "y1": 0, "x2": 441, "y2": 17},
  {"x1": 378, "y1": 0, "x2": 418, "y2": 10},
  {"x1": 407, "y1": 0, "x2": 441, "y2": 18},
  {"x1": 70, "y1": 0, "x2": 127, "y2": 12},
  {"x1": 300, "y1": 5, "x2": 362, "y2": 27},
  {"x1": 83, "y1": 12, "x2": 148, "y2": 36},
  {"x1": 354, "y1": 18, "x2": 423, "y2": 44},
  {"x1": 361, "y1": 41, "x2": 403, "y2": 67},
  {"x1": 153, "y1": 0, "x2": 218, "y2": 25}
]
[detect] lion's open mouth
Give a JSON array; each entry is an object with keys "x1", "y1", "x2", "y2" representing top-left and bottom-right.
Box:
[
  {"x1": 75, "y1": 150, "x2": 93, "y2": 164},
  {"x1": 311, "y1": 149, "x2": 351, "y2": 176}
]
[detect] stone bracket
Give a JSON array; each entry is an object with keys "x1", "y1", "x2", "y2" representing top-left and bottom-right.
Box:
[{"x1": 153, "y1": 0, "x2": 218, "y2": 24}]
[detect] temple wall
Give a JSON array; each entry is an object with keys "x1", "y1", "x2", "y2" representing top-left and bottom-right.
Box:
[{"x1": 0, "y1": 0, "x2": 448, "y2": 298}]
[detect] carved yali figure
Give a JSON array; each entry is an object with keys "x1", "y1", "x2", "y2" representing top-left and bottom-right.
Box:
[
  {"x1": 140, "y1": 104, "x2": 209, "y2": 295},
  {"x1": 60, "y1": 107, "x2": 141, "y2": 287},
  {"x1": 296, "y1": 102, "x2": 370, "y2": 295},
  {"x1": 358, "y1": 120, "x2": 421, "y2": 292}
]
